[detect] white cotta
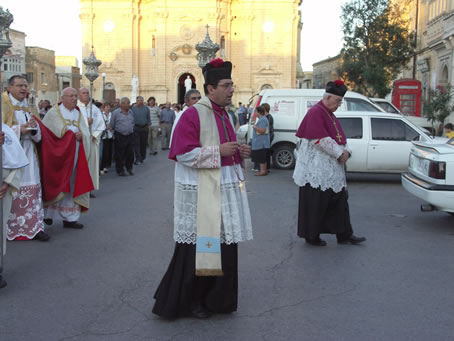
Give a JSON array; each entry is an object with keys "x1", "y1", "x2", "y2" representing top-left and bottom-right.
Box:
[
  {"x1": 2, "y1": 123, "x2": 29, "y2": 170},
  {"x1": 293, "y1": 137, "x2": 351, "y2": 193},
  {"x1": 173, "y1": 147, "x2": 253, "y2": 244}
]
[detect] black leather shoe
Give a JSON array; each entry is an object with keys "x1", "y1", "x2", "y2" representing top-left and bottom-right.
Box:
[
  {"x1": 33, "y1": 231, "x2": 51, "y2": 241},
  {"x1": 43, "y1": 218, "x2": 53, "y2": 226},
  {"x1": 0, "y1": 276, "x2": 7, "y2": 289},
  {"x1": 63, "y1": 221, "x2": 84, "y2": 229},
  {"x1": 190, "y1": 305, "x2": 211, "y2": 319},
  {"x1": 338, "y1": 235, "x2": 366, "y2": 245},
  {"x1": 90, "y1": 193, "x2": 96, "y2": 198},
  {"x1": 127, "y1": 169, "x2": 134, "y2": 176},
  {"x1": 306, "y1": 238, "x2": 327, "y2": 246}
]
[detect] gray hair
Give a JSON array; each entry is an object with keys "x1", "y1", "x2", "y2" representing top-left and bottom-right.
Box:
[
  {"x1": 184, "y1": 89, "x2": 201, "y2": 102},
  {"x1": 120, "y1": 97, "x2": 130, "y2": 104},
  {"x1": 136, "y1": 96, "x2": 144, "y2": 101},
  {"x1": 322, "y1": 92, "x2": 331, "y2": 100},
  {"x1": 61, "y1": 87, "x2": 77, "y2": 97}
]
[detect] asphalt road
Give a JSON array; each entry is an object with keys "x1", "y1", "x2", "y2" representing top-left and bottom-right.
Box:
[{"x1": 1, "y1": 152, "x2": 454, "y2": 341}]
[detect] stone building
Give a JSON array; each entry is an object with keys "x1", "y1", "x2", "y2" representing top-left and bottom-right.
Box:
[
  {"x1": 1, "y1": 29, "x2": 25, "y2": 89},
  {"x1": 400, "y1": 0, "x2": 454, "y2": 119},
  {"x1": 25, "y1": 47, "x2": 58, "y2": 104},
  {"x1": 56, "y1": 56, "x2": 81, "y2": 93},
  {"x1": 312, "y1": 55, "x2": 340, "y2": 89},
  {"x1": 80, "y1": 0, "x2": 303, "y2": 104}
]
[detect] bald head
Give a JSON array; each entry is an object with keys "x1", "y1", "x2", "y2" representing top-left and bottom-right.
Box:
[
  {"x1": 78, "y1": 87, "x2": 90, "y2": 104},
  {"x1": 61, "y1": 87, "x2": 78, "y2": 110}
]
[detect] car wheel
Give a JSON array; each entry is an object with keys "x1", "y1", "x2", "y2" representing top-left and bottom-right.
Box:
[{"x1": 272, "y1": 144, "x2": 295, "y2": 170}]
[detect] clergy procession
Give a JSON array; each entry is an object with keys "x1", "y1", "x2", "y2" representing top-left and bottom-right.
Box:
[{"x1": 0, "y1": 58, "x2": 367, "y2": 322}]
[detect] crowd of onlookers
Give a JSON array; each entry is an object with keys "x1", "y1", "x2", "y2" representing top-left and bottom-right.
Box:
[{"x1": 35, "y1": 95, "x2": 261, "y2": 177}]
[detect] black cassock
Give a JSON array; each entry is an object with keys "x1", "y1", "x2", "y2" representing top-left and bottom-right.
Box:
[
  {"x1": 153, "y1": 243, "x2": 238, "y2": 319},
  {"x1": 297, "y1": 184, "x2": 353, "y2": 241}
]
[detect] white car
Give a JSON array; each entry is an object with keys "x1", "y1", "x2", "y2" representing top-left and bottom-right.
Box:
[
  {"x1": 402, "y1": 138, "x2": 454, "y2": 214},
  {"x1": 296, "y1": 111, "x2": 441, "y2": 173},
  {"x1": 236, "y1": 123, "x2": 248, "y2": 145},
  {"x1": 370, "y1": 98, "x2": 435, "y2": 132}
]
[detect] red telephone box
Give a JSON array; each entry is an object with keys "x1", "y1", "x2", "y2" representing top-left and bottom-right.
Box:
[{"x1": 392, "y1": 79, "x2": 422, "y2": 116}]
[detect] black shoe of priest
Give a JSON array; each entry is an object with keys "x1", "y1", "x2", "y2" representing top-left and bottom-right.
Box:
[
  {"x1": 305, "y1": 238, "x2": 327, "y2": 246},
  {"x1": 63, "y1": 221, "x2": 84, "y2": 229},
  {"x1": 33, "y1": 231, "x2": 51, "y2": 241},
  {"x1": 337, "y1": 235, "x2": 366, "y2": 245},
  {"x1": 190, "y1": 305, "x2": 211, "y2": 319}
]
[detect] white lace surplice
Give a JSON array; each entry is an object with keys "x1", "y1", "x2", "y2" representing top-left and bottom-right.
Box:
[
  {"x1": 293, "y1": 137, "x2": 351, "y2": 193},
  {"x1": 174, "y1": 146, "x2": 253, "y2": 245},
  {"x1": 7, "y1": 95, "x2": 44, "y2": 239}
]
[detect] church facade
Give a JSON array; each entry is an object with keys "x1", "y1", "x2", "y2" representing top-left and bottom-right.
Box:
[{"x1": 80, "y1": 0, "x2": 302, "y2": 104}]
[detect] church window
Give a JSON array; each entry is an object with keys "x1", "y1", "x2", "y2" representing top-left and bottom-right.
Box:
[{"x1": 220, "y1": 36, "x2": 225, "y2": 57}]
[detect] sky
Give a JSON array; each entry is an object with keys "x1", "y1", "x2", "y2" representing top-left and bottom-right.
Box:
[{"x1": 2, "y1": 0, "x2": 348, "y2": 71}]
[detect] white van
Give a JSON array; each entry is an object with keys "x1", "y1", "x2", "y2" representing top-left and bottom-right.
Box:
[{"x1": 246, "y1": 89, "x2": 384, "y2": 170}]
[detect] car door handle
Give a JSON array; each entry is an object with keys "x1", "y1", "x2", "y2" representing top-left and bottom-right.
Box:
[{"x1": 370, "y1": 143, "x2": 378, "y2": 147}]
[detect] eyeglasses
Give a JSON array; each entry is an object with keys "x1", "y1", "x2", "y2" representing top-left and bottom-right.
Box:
[
  {"x1": 218, "y1": 82, "x2": 235, "y2": 89},
  {"x1": 190, "y1": 96, "x2": 202, "y2": 100},
  {"x1": 14, "y1": 84, "x2": 28, "y2": 89},
  {"x1": 331, "y1": 97, "x2": 343, "y2": 104}
]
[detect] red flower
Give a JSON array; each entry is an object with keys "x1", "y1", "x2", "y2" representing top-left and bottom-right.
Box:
[
  {"x1": 334, "y1": 80, "x2": 344, "y2": 87},
  {"x1": 209, "y1": 58, "x2": 224, "y2": 68}
]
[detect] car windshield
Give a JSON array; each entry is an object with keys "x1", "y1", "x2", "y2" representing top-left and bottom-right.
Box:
[
  {"x1": 345, "y1": 98, "x2": 380, "y2": 112},
  {"x1": 375, "y1": 101, "x2": 399, "y2": 113}
]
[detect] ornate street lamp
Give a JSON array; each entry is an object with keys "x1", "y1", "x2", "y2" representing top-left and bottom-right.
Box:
[
  {"x1": 196, "y1": 25, "x2": 220, "y2": 69},
  {"x1": 0, "y1": 5, "x2": 13, "y2": 283},
  {"x1": 83, "y1": 50, "x2": 102, "y2": 125}
]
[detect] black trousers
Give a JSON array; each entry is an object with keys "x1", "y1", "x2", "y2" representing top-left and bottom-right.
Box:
[
  {"x1": 134, "y1": 126, "x2": 149, "y2": 162},
  {"x1": 153, "y1": 243, "x2": 238, "y2": 319},
  {"x1": 100, "y1": 138, "x2": 113, "y2": 170},
  {"x1": 297, "y1": 184, "x2": 353, "y2": 242},
  {"x1": 114, "y1": 131, "x2": 134, "y2": 174}
]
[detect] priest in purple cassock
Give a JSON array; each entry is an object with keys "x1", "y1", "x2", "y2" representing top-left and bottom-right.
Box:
[
  {"x1": 292, "y1": 80, "x2": 366, "y2": 247},
  {"x1": 152, "y1": 59, "x2": 253, "y2": 319}
]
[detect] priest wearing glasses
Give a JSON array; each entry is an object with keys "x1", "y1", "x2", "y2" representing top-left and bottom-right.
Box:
[
  {"x1": 153, "y1": 59, "x2": 253, "y2": 319},
  {"x1": 293, "y1": 80, "x2": 366, "y2": 247}
]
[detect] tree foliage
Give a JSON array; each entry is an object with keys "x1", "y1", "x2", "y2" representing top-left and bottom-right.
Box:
[
  {"x1": 339, "y1": 0, "x2": 415, "y2": 97},
  {"x1": 423, "y1": 84, "x2": 454, "y2": 134}
]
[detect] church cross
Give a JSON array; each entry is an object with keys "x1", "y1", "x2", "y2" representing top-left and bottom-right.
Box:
[
  {"x1": 336, "y1": 132, "x2": 342, "y2": 143},
  {"x1": 206, "y1": 24, "x2": 210, "y2": 34},
  {"x1": 206, "y1": 241, "x2": 212, "y2": 249}
]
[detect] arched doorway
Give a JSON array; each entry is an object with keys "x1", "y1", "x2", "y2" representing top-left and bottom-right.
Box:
[
  {"x1": 178, "y1": 73, "x2": 196, "y2": 104},
  {"x1": 104, "y1": 82, "x2": 116, "y2": 103}
]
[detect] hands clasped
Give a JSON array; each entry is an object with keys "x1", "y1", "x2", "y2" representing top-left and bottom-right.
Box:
[{"x1": 220, "y1": 142, "x2": 251, "y2": 159}]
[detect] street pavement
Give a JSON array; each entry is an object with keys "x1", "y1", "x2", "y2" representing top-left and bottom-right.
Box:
[{"x1": 1, "y1": 152, "x2": 454, "y2": 341}]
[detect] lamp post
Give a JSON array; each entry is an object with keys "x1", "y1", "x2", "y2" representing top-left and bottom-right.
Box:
[
  {"x1": 0, "y1": 6, "x2": 13, "y2": 282},
  {"x1": 102, "y1": 72, "x2": 106, "y2": 101},
  {"x1": 195, "y1": 25, "x2": 220, "y2": 69},
  {"x1": 82, "y1": 50, "x2": 102, "y2": 128}
]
